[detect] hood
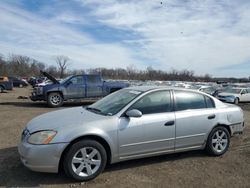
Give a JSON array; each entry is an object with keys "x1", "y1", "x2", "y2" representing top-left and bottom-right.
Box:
[
  {"x1": 26, "y1": 107, "x2": 106, "y2": 133},
  {"x1": 40, "y1": 71, "x2": 59, "y2": 84}
]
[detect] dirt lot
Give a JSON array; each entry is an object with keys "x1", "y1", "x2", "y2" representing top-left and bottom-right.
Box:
[{"x1": 0, "y1": 87, "x2": 250, "y2": 188}]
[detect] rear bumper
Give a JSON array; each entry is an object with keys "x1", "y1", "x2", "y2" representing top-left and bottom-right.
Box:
[
  {"x1": 230, "y1": 122, "x2": 245, "y2": 135},
  {"x1": 18, "y1": 141, "x2": 68, "y2": 173}
]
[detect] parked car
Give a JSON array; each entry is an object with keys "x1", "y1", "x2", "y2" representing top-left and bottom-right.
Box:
[
  {"x1": 30, "y1": 71, "x2": 129, "y2": 107},
  {"x1": 199, "y1": 86, "x2": 219, "y2": 96},
  {"x1": 0, "y1": 76, "x2": 13, "y2": 92},
  {"x1": 19, "y1": 86, "x2": 245, "y2": 181},
  {"x1": 8, "y1": 77, "x2": 28, "y2": 87},
  {"x1": 216, "y1": 87, "x2": 250, "y2": 104}
]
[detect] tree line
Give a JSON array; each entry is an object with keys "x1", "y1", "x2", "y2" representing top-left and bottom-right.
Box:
[{"x1": 0, "y1": 54, "x2": 249, "y2": 82}]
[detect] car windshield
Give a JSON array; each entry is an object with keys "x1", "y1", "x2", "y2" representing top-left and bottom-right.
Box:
[
  {"x1": 86, "y1": 89, "x2": 142, "y2": 115},
  {"x1": 224, "y1": 88, "x2": 242, "y2": 94},
  {"x1": 60, "y1": 76, "x2": 72, "y2": 84}
]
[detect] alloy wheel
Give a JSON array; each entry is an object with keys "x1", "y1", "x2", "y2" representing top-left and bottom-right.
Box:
[
  {"x1": 211, "y1": 130, "x2": 228, "y2": 153},
  {"x1": 71, "y1": 147, "x2": 102, "y2": 177}
]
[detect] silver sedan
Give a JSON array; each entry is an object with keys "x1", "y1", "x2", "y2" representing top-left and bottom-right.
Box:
[{"x1": 18, "y1": 86, "x2": 245, "y2": 181}]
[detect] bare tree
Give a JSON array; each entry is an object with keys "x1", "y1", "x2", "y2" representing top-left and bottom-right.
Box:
[{"x1": 55, "y1": 55, "x2": 70, "y2": 78}]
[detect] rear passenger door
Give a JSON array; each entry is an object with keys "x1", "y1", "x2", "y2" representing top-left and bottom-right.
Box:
[
  {"x1": 86, "y1": 75, "x2": 103, "y2": 97},
  {"x1": 174, "y1": 91, "x2": 216, "y2": 151}
]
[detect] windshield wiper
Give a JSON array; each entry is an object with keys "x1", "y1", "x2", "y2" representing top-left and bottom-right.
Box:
[{"x1": 86, "y1": 106, "x2": 108, "y2": 116}]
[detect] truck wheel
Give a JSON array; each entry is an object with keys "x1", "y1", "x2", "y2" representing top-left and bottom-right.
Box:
[
  {"x1": 0, "y1": 86, "x2": 4, "y2": 93},
  {"x1": 47, "y1": 92, "x2": 63, "y2": 107},
  {"x1": 63, "y1": 140, "x2": 107, "y2": 181},
  {"x1": 19, "y1": 84, "x2": 23, "y2": 88}
]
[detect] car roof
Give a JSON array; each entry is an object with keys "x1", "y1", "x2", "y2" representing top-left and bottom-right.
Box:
[{"x1": 126, "y1": 86, "x2": 197, "y2": 92}]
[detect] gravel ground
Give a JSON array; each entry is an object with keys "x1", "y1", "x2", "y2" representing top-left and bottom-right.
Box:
[{"x1": 0, "y1": 87, "x2": 250, "y2": 188}]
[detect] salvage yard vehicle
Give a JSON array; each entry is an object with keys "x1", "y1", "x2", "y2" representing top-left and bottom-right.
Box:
[
  {"x1": 217, "y1": 87, "x2": 250, "y2": 104},
  {"x1": 19, "y1": 86, "x2": 245, "y2": 181},
  {"x1": 0, "y1": 76, "x2": 13, "y2": 92},
  {"x1": 8, "y1": 76, "x2": 28, "y2": 88},
  {"x1": 30, "y1": 71, "x2": 129, "y2": 107}
]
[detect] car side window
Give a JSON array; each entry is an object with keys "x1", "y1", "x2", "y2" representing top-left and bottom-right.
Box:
[
  {"x1": 241, "y1": 89, "x2": 247, "y2": 94},
  {"x1": 87, "y1": 75, "x2": 101, "y2": 84},
  {"x1": 175, "y1": 91, "x2": 207, "y2": 111},
  {"x1": 129, "y1": 90, "x2": 172, "y2": 115},
  {"x1": 69, "y1": 76, "x2": 84, "y2": 85},
  {"x1": 205, "y1": 96, "x2": 215, "y2": 108}
]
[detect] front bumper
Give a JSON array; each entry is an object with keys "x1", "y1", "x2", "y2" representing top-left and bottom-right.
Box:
[
  {"x1": 30, "y1": 93, "x2": 46, "y2": 101},
  {"x1": 18, "y1": 141, "x2": 68, "y2": 173}
]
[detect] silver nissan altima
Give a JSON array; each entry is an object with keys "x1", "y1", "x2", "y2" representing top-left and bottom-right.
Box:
[{"x1": 18, "y1": 86, "x2": 245, "y2": 181}]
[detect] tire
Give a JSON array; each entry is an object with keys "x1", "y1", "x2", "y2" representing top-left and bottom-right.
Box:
[
  {"x1": 234, "y1": 98, "x2": 239, "y2": 105},
  {"x1": 63, "y1": 140, "x2": 107, "y2": 182},
  {"x1": 206, "y1": 126, "x2": 230, "y2": 156},
  {"x1": 19, "y1": 84, "x2": 23, "y2": 88},
  {"x1": 47, "y1": 92, "x2": 63, "y2": 107},
  {"x1": 0, "y1": 86, "x2": 4, "y2": 93}
]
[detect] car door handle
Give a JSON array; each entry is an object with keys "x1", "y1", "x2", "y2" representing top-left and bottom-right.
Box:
[
  {"x1": 164, "y1": 121, "x2": 175, "y2": 126},
  {"x1": 208, "y1": 114, "x2": 216, "y2": 119}
]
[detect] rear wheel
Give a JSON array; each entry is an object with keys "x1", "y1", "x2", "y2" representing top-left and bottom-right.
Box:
[
  {"x1": 63, "y1": 140, "x2": 107, "y2": 181},
  {"x1": 206, "y1": 126, "x2": 230, "y2": 156},
  {"x1": 47, "y1": 92, "x2": 63, "y2": 107},
  {"x1": 19, "y1": 83, "x2": 23, "y2": 88}
]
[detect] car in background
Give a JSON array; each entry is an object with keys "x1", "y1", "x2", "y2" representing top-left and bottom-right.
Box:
[
  {"x1": 0, "y1": 76, "x2": 13, "y2": 92},
  {"x1": 19, "y1": 86, "x2": 244, "y2": 181},
  {"x1": 8, "y1": 77, "x2": 28, "y2": 88},
  {"x1": 199, "y1": 86, "x2": 219, "y2": 96},
  {"x1": 216, "y1": 88, "x2": 250, "y2": 104}
]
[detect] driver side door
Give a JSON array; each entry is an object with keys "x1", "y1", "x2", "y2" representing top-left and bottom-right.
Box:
[
  {"x1": 64, "y1": 76, "x2": 85, "y2": 99},
  {"x1": 118, "y1": 90, "x2": 175, "y2": 160}
]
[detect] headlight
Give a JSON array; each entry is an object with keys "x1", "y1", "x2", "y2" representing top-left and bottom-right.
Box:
[{"x1": 28, "y1": 130, "x2": 57, "y2": 145}]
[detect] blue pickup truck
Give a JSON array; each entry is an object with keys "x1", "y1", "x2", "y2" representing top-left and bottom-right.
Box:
[{"x1": 30, "y1": 71, "x2": 129, "y2": 107}]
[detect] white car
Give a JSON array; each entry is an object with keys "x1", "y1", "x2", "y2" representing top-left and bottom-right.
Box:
[{"x1": 217, "y1": 88, "x2": 250, "y2": 104}]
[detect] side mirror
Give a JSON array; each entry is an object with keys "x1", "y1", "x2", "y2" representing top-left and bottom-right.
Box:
[{"x1": 125, "y1": 109, "x2": 142, "y2": 118}]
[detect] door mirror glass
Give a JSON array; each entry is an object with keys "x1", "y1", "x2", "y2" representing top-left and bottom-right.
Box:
[{"x1": 126, "y1": 109, "x2": 142, "y2": 118}]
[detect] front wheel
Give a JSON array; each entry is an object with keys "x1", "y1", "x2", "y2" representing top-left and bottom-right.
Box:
[
  {"x1": 63, "y1": 140, "x2": 107, "y2": 181},
  {"x1": 234, "y1": 98, "x2": 239, "y2": 105},
  {"x1": 47, "y1": 92, "x2": 63, "y2": 107},
  {"x1": 206, "y1": 126, "x2": 230, "y2": 156}
]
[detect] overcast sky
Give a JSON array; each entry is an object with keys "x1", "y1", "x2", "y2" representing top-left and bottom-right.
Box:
[{"x1": 0, "y1": 0, "x2": 250, "y2": 77}]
